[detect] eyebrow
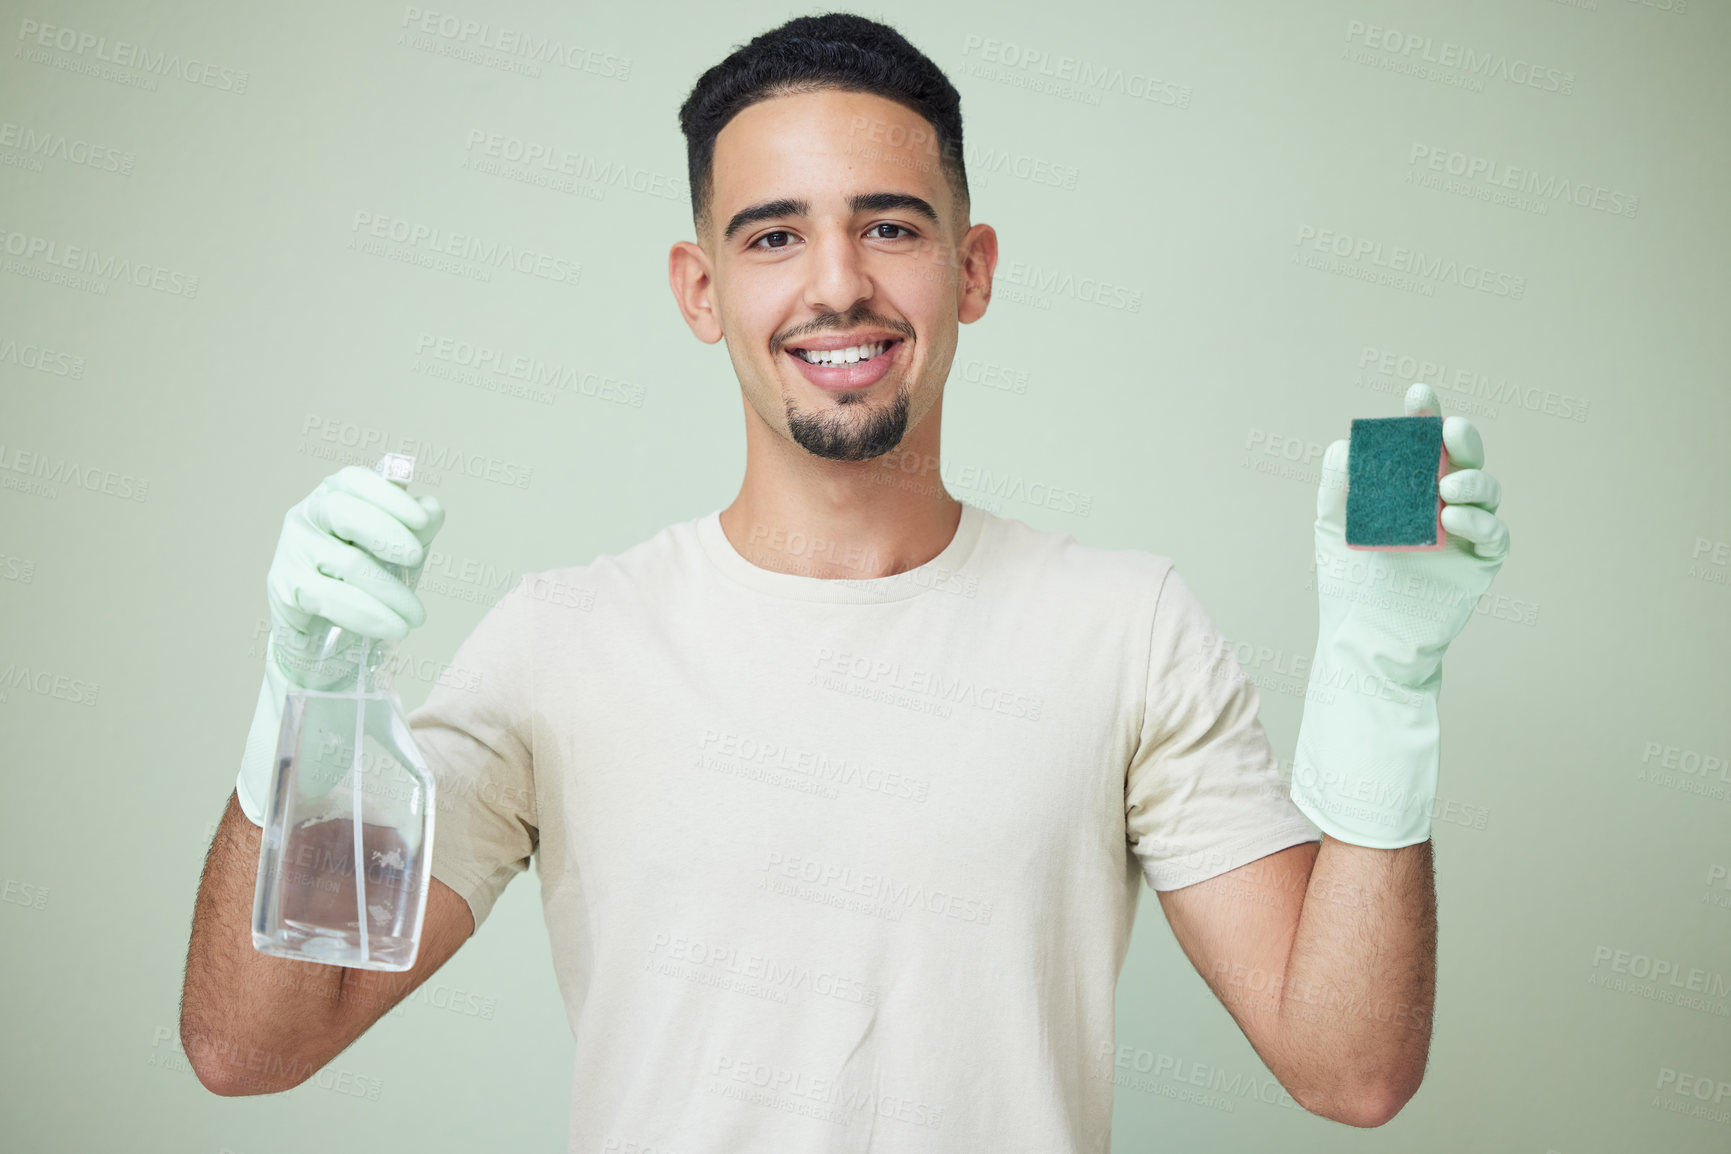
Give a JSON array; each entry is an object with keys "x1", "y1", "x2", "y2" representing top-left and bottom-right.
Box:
[{"x1": 721, "y1": 192, "x2": 941, "y2": 244}]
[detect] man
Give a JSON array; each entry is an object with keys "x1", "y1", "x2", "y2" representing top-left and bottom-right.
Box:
[{"x1": 182, "y1": 14, "x2": 1509, "y2": 1151}]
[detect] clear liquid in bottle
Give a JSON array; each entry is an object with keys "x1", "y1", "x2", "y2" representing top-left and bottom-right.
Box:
[{"x1": 252, "y1": 453, "x2": 436, "y2": 972}]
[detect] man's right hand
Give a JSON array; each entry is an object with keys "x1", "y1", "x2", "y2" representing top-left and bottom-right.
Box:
[
  {"x1": 266, "y1": 465, "x2": 445, "y2": 687},
  {"x1": 237, "y1": 466, "x2": 445, "y2": 823}
]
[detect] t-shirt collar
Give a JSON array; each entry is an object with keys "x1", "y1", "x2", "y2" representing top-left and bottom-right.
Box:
[{"x1": 695, "y1": 501, "x2": 987, "y2": 603}]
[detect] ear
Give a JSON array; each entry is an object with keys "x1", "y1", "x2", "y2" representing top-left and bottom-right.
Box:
[
  {"x1": 956, "y1": 223, "x2": 998, "y2": 326},
  {"x1": 669, "y1": 240, "x2": 724, "y2": 344}
]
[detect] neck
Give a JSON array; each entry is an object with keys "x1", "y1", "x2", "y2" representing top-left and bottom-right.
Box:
[{"x1": 719, "y1": 394, "x2": 961, "y2": 580}]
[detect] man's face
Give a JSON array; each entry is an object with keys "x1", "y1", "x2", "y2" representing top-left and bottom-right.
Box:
[{"x1": 672, "y1": 88, "x2": 990, "y2": 463}]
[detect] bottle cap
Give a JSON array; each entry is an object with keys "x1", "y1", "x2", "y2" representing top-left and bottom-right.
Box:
[{"x1": 375, "y1": 453, "x2": 416, "y2": 487}]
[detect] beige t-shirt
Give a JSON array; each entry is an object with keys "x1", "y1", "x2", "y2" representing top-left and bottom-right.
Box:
[{"x1": 408, "y1": 501, "x2": 1320, "y2": 1153}]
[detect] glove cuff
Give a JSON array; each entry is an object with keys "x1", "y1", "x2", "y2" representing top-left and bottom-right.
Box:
[
  {"x1": 1290, "y1": 635, "x2": 1440, "y2": 848},
  {"x1": 235, "y1": 637, "x2": 292, "y2": 827}
]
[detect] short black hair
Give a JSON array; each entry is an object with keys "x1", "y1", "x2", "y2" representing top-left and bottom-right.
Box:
[{"x1": 677, "y1": 12, "x2": 968, "y2": 241}]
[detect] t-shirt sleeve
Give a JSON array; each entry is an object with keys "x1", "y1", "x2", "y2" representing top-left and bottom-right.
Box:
[
  {"x1": 1125, "y1": 563, "x2": 1320, "y2": 892},
  {"x1": 406, "y1": 573, "x2": 538, "y2": 933}
]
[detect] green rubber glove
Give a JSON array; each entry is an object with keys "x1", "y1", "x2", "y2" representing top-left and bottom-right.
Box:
[
  {"x1": 235, "y1": 465, "x2": 445, "y2": 825},
  {"x1": 1289, "y1": 383, "x2": 1510, "y2": 848}
]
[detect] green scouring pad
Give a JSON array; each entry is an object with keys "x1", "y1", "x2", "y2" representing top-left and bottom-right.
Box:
[{"x1": 1344, "y1": 415, "x2": 1447, "y2": 550}]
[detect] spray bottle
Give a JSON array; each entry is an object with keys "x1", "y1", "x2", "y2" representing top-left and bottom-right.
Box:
[{"x1": 252, "y1": 453, "x2": 436, "y2": 971}]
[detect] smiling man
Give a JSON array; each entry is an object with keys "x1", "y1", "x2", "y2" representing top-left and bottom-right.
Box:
[
  {"x1": 667, "y1": 54, "x2": 996, "y2": 576},
  {"x1": 187, "y1": 11, "x2": 1513, "y2": 1153}
]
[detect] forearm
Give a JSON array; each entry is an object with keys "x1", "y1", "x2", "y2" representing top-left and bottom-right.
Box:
[
  {"x1": 179, "y1": 791, "x2": 348, "y2": 1095},
  {"x1": 1275, "y1": 834, "x2": 1435, "y2": 1124}
]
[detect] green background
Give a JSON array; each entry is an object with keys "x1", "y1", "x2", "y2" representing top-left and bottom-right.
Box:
[{"x1": 2, "y1": 0, "x2": 1727, "y2": 1150}]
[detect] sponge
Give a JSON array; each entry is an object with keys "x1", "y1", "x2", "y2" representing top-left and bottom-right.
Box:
[{"x1": 1344, "y1": 415, "x2": 1447, "y2": 551}]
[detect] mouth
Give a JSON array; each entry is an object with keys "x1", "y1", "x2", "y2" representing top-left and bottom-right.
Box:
[
  {"x1": 783, "y1": 338, "x2": 905, "y2": 391},
  {"x1": 787, "y1": 338, "x2": 900, "y2": 366}
]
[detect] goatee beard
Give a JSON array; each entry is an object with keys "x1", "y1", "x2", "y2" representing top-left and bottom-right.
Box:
[{"x1": 786, "y1": 383, "x2": 912, "y2": 462}]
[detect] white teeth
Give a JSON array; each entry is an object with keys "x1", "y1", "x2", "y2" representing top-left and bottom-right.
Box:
[{"x1": 796, "y1": 341, "x2": 890, "y2": 366}]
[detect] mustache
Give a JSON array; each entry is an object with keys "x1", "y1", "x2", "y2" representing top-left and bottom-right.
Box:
[{"x1": 773, "y1": 317, "x2": 914, "y2": 353}]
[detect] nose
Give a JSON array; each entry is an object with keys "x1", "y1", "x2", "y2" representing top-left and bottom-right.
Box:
[{"x1": 801, "y1": 226, "x2": 874, "y2": 316}]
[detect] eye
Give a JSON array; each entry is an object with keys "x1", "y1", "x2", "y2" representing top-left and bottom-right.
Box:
[
  {"x1": 871, "y1": 223, "x2": 915, "y2": 240},
  {"x1": 750, "y1": 230, "x2": 797, "y2": 250}
]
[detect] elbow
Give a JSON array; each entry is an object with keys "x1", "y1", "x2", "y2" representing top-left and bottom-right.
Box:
[
  {"x1": 1359, "y1": 1060, "x2": 1428, "y2": 1126},
  {"x1": 1330, "y1": 1089, "x2": 1409, "y2": 1129},
  {"x1": 181, "y1": 1029, "x2": 301, "y2": 1098},
  {"x1": 184, "y1": 1040, "x2": 257, "y2": 1098},
  {"x1": 1294, "y1": 1072, "x2": 1423, "y2": 1128},
  {"x1": 191, "y1": 1066, "x2": 259, "y2": 1098},
  {"x1": 189, "y1": 1055, "x2": 298, "y2": 1099},
  {"x1": 185, "y1": 1039, "x2": 248, "y2": 1098},
  {"x1": 178, "y1": 1013, "x2": 238, "y2": 1097}
]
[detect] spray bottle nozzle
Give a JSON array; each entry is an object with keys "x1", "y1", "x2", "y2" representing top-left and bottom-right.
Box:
[{"x1": 374, "y1": 454, "x2": 415, "y2": 487}]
